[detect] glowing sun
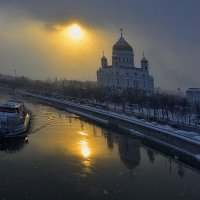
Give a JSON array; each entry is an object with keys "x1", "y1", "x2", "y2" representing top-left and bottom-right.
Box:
[{"x1": 68, "y1": 24, "x2": 84, "y2": 40}]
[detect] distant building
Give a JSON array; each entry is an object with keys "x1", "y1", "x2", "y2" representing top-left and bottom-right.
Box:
[
  {"x1": 0, "y1": 74, "x2": 14, "y2": 80},
  {"x1": 186, "y1": 88, "x2": 200, "y2": 102},
  {"x1": 96, "y1": 30, "x2": 154, "y2": 94}
]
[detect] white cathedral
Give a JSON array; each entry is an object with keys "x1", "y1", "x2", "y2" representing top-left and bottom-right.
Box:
[{"x1": 97, "y1": 30, "x2": 154, "y2": 95}]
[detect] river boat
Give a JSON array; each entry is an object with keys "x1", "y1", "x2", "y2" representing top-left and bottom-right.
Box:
[{"x1": 0, "y1": 100, "x2": 31, "y2": 137}]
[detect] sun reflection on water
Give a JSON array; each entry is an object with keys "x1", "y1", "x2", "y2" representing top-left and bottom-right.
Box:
[
  {"x1": 80, "y1": 140, "x2": 90, "y2": 158},
  {"x1": 78, "y1": 139, "x2": 93, "y2": 175},
  {"x1": 79, "y1": 131, "x2": 88, "y2": 136}
]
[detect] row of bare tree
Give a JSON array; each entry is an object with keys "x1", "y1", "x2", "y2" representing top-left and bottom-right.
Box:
[{"x1": 1, "y1": 76, "x2": 200, "y2": 125}]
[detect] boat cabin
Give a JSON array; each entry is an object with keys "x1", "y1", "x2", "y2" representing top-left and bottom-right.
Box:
[{"x1": 0, "y1": 100, "x2": 25, "y2": 117}]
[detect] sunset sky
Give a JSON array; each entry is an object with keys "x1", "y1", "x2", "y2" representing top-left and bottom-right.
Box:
[{"x1": 0, "y1": 0, "x2": 200, "y2": 90}]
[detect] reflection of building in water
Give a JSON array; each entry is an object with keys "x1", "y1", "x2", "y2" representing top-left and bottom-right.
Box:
[
  {"x1": 106, "y1": 134, "x2": 115, "y2": 151},
  {"x1": 118, "y1": 137, "x2": 141, "y2": 171},
  {"x1": 92, "y1": 125, "x2": 97, "y2": 136},
  {"x1": 101, "y1": 130, "x2": 116, "y2": 151},
  {"x1": 146, "y1": 149, "x2": 155, "y2": 163},
  {"x1": 68, "y1": 116, "x2": 72, "y2": 124},
  {"x1": 177, "y1": 164, "x2": 185, "y2": 178},
  {"x1": 80, "y1": 121, "x2": 84, "y2": 130},
  {"x1": 164, "y1": 157, "x2": 186, "y2": 177}
]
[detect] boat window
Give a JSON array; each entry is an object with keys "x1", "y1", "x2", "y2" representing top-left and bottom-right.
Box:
[{"x1": 0, "y1": 107, "x2": 18, "y2": 113}]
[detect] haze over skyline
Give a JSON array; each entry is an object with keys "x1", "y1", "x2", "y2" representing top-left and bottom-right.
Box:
[{"x1": 0, "y1": 0, "x2": 200, "y2": 90}]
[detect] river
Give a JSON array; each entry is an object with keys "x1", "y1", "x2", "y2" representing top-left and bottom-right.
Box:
[{"x1": 0, "y1": 94, "x2": 200, "y2": 200}]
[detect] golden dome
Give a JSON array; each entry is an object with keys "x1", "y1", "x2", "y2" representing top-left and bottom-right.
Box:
[{"x1": 113, "y1": 37, "x2": 133, "y2": 51}]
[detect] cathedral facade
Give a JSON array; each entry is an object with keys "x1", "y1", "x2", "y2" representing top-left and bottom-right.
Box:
[{"x1": 96, "y1": 31, "x2": 154, "y2": 95}]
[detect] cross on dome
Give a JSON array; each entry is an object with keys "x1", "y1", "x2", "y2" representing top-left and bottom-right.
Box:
[
  {"x1": 101, "y1": 50, "x2": 107, "y2": 60},
  {"x1": 112, "y1": 29, "x2": 133, "y2": 51},
  {"x1": 141, "y1": 51, "x2": 148, "y2": 62},
  {"x1": 120, "y1": 28, "x2": 123, "y2": 37}
]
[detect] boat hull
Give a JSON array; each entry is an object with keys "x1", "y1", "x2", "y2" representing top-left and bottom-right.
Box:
[{"x1": 0, "y1": 113, "x2": 31, "y2": 138}]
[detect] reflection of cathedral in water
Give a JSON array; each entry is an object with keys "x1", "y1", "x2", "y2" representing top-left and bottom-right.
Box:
[
  {"x1": 102, "y1": 129, "x2": 188, "y2": 177},
  {"x1": 118, "y1": 136, "x2": 141, "y2": 170},
  {"x1": 102, "y1": 130, "x2": 141, "y2": 170},
  {"x1": 146, "y1": 149, "x2": 155, "y2": 163},
  {"x1": 106, "y1": 133, "x2": 115, "y2": 151},
  {"x1": 102, "y1": 130, "x2": 116, "y2": 152}
]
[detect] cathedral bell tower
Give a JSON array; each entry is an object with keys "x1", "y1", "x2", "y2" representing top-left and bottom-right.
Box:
[
  {"x1": 101, "y1": 51, "x2": 108, "y2": 68},
  {"x1": 141, "y1": 52, "x2": 149, "y2": 73}
]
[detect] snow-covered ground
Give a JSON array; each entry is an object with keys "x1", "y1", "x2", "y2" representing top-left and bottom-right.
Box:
[{"x1": 106, "y1": 103, "x2": 198, "y2": 126}]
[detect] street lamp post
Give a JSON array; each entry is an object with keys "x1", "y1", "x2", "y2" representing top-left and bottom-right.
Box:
[
  {"x1": 177, "y1": 88, "x2": 181, "y2": 97},
  {"x1": 13, "y1": 69, "x2": 17, "y2": 91}
]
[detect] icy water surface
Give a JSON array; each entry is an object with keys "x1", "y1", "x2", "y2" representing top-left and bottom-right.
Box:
[{"x1": 0, "y1": 95, "x2": 200, "y2": 200}]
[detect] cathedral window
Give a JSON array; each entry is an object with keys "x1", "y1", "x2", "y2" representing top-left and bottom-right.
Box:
[
  {"x1": 127, "y1": 80, "x2": 129, "y2": 86},
  {"x1": 135, "y1": 81, "x2": 139, "y2": 88}
]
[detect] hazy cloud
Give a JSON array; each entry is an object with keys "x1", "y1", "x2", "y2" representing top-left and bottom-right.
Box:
[{"x1": 0, "y1": 0, "x2": 200, "y2": 90}]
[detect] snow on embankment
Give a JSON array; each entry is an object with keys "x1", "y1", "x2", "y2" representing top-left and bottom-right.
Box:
[
  {"x1": 67, "y1": 108, "x2": 108, "y2": 125},
  {"x1": 21, "y1": 92, "x2": 200, "y2": 149}
]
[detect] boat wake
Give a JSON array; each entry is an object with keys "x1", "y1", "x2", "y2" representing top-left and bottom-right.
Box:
[{"x1": 28, "y1": 111, "x2": 57, "y2": 134}]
